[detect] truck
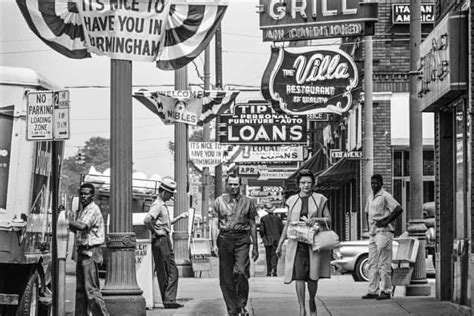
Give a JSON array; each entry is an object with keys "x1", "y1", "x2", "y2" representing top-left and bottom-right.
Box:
[{"x1": 0, "y1": 66, "x2": 64, "y2": 315}]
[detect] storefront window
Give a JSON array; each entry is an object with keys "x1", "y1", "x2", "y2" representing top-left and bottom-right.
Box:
[
  {"x1": 403, "y1": 150, "x2": 410, "y2": 176},
  {"x1": 393, "y1": 151, "x2": 402, "y2": 176},
  {"x1": 423, "y1": 150, "x2": 434, "y2": 176}
]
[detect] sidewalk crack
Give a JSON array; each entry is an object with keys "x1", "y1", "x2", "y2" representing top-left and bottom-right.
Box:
[{"x1": 317, "y1": 297, "x2": 332, "y2": 316}]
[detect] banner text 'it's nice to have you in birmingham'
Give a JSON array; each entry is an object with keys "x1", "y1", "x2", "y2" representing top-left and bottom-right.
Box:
[{"x1": 78, "y1": 0, "x2": 171, "y2": 62}]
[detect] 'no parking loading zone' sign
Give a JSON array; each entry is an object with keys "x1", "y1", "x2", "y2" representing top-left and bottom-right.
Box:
[{"x1": 27, "y1": 91, "x2": 70, "y2": 141}]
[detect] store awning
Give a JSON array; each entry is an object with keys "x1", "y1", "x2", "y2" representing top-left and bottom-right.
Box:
[
  {"x1": 315, "y1": 158, "x2": 359, "y2": 191},
  {"x1": 284, "y1": 147, "x2": 327, "y2": 195}
]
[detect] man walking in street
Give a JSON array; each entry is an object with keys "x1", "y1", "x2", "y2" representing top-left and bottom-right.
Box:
[
  {"x1": 259, "y1": 203, "x2": 283, "y2": 277},
  {"x1": 143, "y1": 177, "x2": 188, "y2": 309},
  {"x1": 68, "y1": 182, "x2": 109, "y2": 316},
  {"x1": 211, "y1": 174, "x2": 259, "y2": 316},
  {"x1": 362, "y1": 174, "x2": 403, "y2": 300}
]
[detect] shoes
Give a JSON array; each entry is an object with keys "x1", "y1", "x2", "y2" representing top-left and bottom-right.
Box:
[
  {"x1": 164, "y1": 302, "x2": 184, "y2": 309},
  {"x1": 239, "y1": 306, "x2": 249, "y2": 316},
  {"x1": 272, "y1": 272, "x2": 277, "y2": 276},
  {"x1": 361, "y1": 293, "x2": 379, "y2": 299},
  {"x1": 266, "y1": 273, "x2": 271, "y2": 277},
  {"x1": 376, "y1": 292, "x2": 391, "y2": 300}
]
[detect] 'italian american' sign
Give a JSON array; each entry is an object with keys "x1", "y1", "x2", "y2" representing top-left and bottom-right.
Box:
[{"x1": 261, "y1": 47, "x2": 359, "y2": 116}]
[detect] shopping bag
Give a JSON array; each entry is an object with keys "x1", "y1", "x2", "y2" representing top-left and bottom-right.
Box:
[
  {"x1": 312, "y1": 230, "x2": 340, "y2": 251},
  {"x1": 287, "y1": 222, "x2": 317, "y2": 244}
]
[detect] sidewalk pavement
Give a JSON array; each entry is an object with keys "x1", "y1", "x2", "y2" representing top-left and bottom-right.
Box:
[{"x1": 145, "y1": 276, "x2": 470, "y2": 316}]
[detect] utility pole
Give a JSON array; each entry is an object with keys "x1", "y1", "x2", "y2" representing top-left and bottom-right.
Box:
[
  {"x1": 202, "y1": 46, "x2": 211, "y2": 237},
  {"x1": 362, "y1": 25, "x2": 374, "y2": 233},
  {"x1": 174, "y1": 67, "x2": 192, "y2": 276},
  {"x1": 214, "y1": 24, "x2": 224, "y2": 198},
  {"x1": 102, "y1": 59, "x2": 146, "y2": 315},
  {"x1": 406, "y1": 0, "x2": 430, "y2": 296}
]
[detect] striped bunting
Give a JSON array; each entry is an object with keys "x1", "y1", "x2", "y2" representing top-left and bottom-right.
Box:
[
  {"x1": 16, "y1": 0, "x2": 90, "y2": 59},
  {"x1": 156, "y1": 3, "x2": 227, "y2": 70},
  {"x1": 16, "y1": 0, "x2": 227, "y2": 70},
  {"x1": 133, "y1": 89, "x2": 239, "y2": 125}
]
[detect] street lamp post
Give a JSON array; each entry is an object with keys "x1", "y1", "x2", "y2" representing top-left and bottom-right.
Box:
[{"x1": 101, "y1": 59, "x2": 146, "y2": 314}]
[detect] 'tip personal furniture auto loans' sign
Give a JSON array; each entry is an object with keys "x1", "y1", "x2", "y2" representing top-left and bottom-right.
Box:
[
  {"x1": 216, "y1": 102, "x2": 307, "y2": 145},
  {"x1": 258, "y1": 0, "x2": 378, "y2": 42},
  {"x1": 261, "y1": 47, "x2": 359, "y2": 116}
]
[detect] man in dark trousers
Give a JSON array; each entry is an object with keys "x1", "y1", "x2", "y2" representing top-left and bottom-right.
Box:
[
  {"x1": 211, "y1": 174, "x2": 259, "y2": 316},
  {"x1": 259, "y1": 203, "x2": 283, "y2": 276},
  {"x1": 68, "y1": 182, "x2": 109, "y2": 316},
  {"x1": 143, "y1": 177, "x2": 188, "y2": 309}
]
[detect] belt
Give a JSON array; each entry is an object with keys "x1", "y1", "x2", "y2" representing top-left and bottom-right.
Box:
[
  {"x1": 219, "y1": 229, "x2": 249, "y2": 234},
  {"x1": 78, "y1": 245, "x2": 100, "y2": 250}
]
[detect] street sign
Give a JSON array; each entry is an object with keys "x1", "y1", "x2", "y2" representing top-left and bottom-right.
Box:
[
  {"x1": 53, "y1": 91, "x2": 70, "y2": 140},
  {"x1": 27, "y1": 90, "x2": 70, "y2": 141},
  {"x1": 27, "y1": 91, "x2": 54, "y2": 140}
]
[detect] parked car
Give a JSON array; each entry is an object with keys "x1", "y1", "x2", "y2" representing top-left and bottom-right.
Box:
[{"x1": 331, "y1": 238, "x2": 436, "y2": 282}]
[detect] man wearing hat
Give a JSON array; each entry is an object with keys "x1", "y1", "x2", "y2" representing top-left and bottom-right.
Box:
[
  {"x1": 259, "y1": 203, "x2": 284, "y2": 276},
  {"x1": 144, "y1": 177, "x2": 188, "y2": 309}
]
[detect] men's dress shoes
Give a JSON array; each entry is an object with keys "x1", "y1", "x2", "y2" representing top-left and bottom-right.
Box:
[
  {"x1": 272, "y1": 272, "x2": 277, "y2": 276},
  {"x1": 361, "y1": 293, "x2": 379, "y2": 299},
  {"x1": 239, "y1": 306, "x2": 249, "y2": 316},
  {"x1": 266, "y1": 273, "x2": 271, "y2": 277},
  {"x1": 164, "y1": 302, "x2": 184, "y2": 309},
  {"x1": 376, "y1": 292, "x2": 391, "y2": 300}
]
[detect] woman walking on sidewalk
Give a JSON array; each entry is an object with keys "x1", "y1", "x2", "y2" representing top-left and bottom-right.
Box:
[{"x1": 276, "y1": 169, "x2": 332, "y2": 316}]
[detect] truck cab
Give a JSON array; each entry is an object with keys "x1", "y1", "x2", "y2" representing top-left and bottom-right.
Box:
[{"x1": 0, "y1": 66, "x2": 63, "y2": 315}]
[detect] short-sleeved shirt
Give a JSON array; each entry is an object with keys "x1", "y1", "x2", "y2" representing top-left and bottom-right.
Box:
[
  {"x1": 365, "y1": 188, "x2": 400, "y2": 233},
  {"x1": 148, "y1": 196, "x2": 171, "y2": 235},
  {"x1": 211, "y1": 193, "x2": 257, "y2": 232},
  {"x1": 75, "y1": 201, "x2": 105, "y2": 247}
]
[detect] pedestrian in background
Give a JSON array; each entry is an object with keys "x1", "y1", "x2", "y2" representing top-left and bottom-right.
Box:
[
  {"x1": 211, "y1": 174, "x2": 259, "y2": 316},
  {"x1": 259, "y1": 203, "x2": 283, "y2": 277},
  {"x1": 68, "y1": 182, "x2": 109, "y2": 316},
  {"x1": 276, "y1": 169, "x2": 331, "y2": 316},
  {"x1": 362, "y1": 174, "x2": 403, "y2": 300},
  {"x1": 143, "y1": 177, "x2": 188, "y2": 309}
]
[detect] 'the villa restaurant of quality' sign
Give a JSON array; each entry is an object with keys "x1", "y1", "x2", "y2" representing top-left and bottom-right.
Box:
[
  {"x1": 258, "y1": 0, "x2": 378, "y2": 42},
  {"x1": 261, "y1": 47, "x2": 359, "y2": 116}
]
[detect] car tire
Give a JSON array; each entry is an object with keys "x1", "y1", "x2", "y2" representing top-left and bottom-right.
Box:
[
  {"x1": 352, "y1": 254, "x2": 369, "y2": 282},
  {"x1": 16, "y1": 272, "x2": 39, "y2": 316}
]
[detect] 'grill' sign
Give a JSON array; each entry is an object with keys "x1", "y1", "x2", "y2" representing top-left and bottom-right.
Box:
[{"x1": 261, "y1": 47, "x2": 359, "y2": 116}]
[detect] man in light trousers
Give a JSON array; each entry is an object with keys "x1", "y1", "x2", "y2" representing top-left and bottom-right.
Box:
[{"x1": 362, "y1": 174, "x2": 403, "y2": 300}]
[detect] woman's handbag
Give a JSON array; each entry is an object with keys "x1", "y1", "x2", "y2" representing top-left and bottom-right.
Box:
[
  {"x1": 287, "y1": 222, "x2": 317, "y2": 244},
  {"x1": 312, "y1": 219, "x2": 340, "y2": 251}
]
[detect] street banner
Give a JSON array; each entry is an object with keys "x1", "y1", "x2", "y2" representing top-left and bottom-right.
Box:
[
  {"x1": 76, "y1": 0, "x2": 171, "y2": 62},
  {"x1": 133, "y1": 89, "x2": 239, "y2": 125},
  {"x1": 262, "y1": 47, "x2": 359, "y2": 116},
  {"x1": 216, "y1": 102, "x2": 306, "y2": 145},
  {"x1": 233, "y1": 145, "x2": 304, "y2": 164},
  {"x1": 258, "y1": 0, "x2": 378, "y2": 42},
  {"x1": 17, "y1": 0, "x2": 228, "y2": 69},
  {"x1": 189, "y1": 142, "x2": 228, "y2": 171}
]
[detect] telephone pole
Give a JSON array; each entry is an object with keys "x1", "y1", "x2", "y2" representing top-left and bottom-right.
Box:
[
  {"x1": 202, "y1": 46, "x2": 211, "y2": 236},
  {"x1": 406, "y1": 0, "x2": 430, "y2": 296}
]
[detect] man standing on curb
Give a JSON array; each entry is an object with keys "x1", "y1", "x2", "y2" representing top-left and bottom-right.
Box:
[
  {"x1": 211, "y1": 174, "x2": 259, "y2": 316},
  {"x1": 362, "y1": 174, "x2": 403, "y2": 300},
  {"x1": 144, "y1": 177, "x2": 188, "y2": 309},
  {"x1": 259, "y1": 203, "x2": 283, "y2": 277},
  {"x1": 68, "y1": 182, "x2": 109, "y2": 316}
]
